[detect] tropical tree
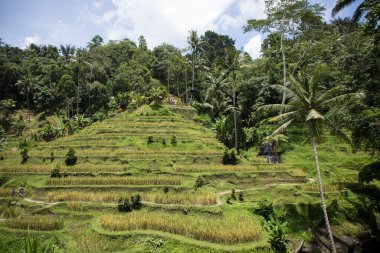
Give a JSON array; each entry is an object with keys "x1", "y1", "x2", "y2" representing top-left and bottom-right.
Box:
[
  {"x1": 244, "y1": 0, "x2": 325, "y2": 107},
  {"x1": 16, "y1": 70, "x2": 38, "y2": 118},
  {"x1": 258, "y1": 65, "x2": 363, "y2": 253},
  {"x1": 217, "y1": 46, "x2": 243, "y2": 151},
  {"x1": 59, "y1": 44, "x2": 76, "y2": 62},
  {"x1": 186, "y1": 30, "x2": 205, "y2": 100}
]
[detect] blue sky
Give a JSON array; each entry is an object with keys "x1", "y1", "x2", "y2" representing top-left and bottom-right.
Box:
[{"x1": 0, "y1": 0, "x2": 360, "y2": 58}]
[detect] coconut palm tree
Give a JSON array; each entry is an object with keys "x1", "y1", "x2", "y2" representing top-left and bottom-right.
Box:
[
  {"x1": 186, "y1": 30, "x2": 205, "y2": 100},
  {"x1": 217, "y1": 46, "x2": 244, "y2": 151},
  {"x1": 258, "y1": 65, "x2": 363, "y2": 253},
  {"x1": 59, "y1": 44, "x2": 76, "y2": 62},
  {"x1": 16, "y1": 71, "x2": 38, "y2": 121}
]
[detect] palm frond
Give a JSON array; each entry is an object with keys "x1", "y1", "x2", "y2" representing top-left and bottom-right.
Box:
[
  {"x1": 287, "y1": 75, "x2": 310, "y2": 106},
  {"x1": 315, "y1": 85, "x2": 346, "y2": 105},
  {"x1": 256, "y1": 104, "x2": 295, "y2": 114},
  {"x1": 269, "y1": 111, "x2": 299, "y2": 123},
  {"x1": 352, "y1": 2, "x2": 365, "y2": 23},
  {"x1": 320, "y1": 92, "x2": 364, "y2": 107},
  {"x1": 324, "y1": 117, "x2": 354, "y2": 149},
  {"x1": 270, "y1": 119, "x2": 294, "y2": 137},
  {"x1": 332, "y1": 0, "x2": 357, "y2": 17},
  {"x1": 306, "y1": 109, "x2": 325, "y2": 121}
]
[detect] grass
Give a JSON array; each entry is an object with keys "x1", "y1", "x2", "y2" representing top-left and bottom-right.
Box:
[
  {"x1": 100, "y1": 210, "x2": 262, "y2": 244},
  {"x1": 45, "y1": 190, "x2": 217, "y2": 205},
  {"x1": 46, "y1": 176, "x2": 183, "y2": 186},
  {"x1": 5, "y1": 216, "x2": 64, "y2": 231}
]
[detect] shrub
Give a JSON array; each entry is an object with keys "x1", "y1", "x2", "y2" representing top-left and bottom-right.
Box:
[
  {"x1": 222, "y1": 149, "x2": 238, "y2": 165},
  {"x1": 147, "y1": 136, "x2": 154, "y2": 145},
  {"x1": 131, "y1": 194, "x2": 142, "y2": 210},
  {"x1": 65, "y1": 147, "x2": 77, "y2": 166},
  {"x1": 193, "y1": 114, "x2": 213, "y2": 128},
  {"x1": 194, "y1": 177, "x2": 205, "y2": 189},
  {"x1": 50, "y1": 164, "x2": 61, "y2": 178},
  {"x1": 264, "y1": 217, "x2": 289, "y2": 253},
  {"x1": 50, "y1": 151, "x2": 54, "y2": 163},
  {"x1": 254, "y1": 199, "x2": 274, "y2": 221},
  {"x1": 20, "y1": 147, "x2": 29, "y2": 164},
  {"x1": 171, "y1": 136, "x2": 177, "y2": 146},
  {"x1": 118, "y1": 195, "x2": 142, "y2": 212},
  {"x1": 162, "y1": 139, "x2": 167, "y2": 147},
  {"x1": 163, "y1": 186, "x2": 169, "y2": 193},
  {"x1": 231, "y1": 189, "x2": 236, "y2": 201},
  {"x1": 226, "y1": 196, "x2": 232, "y2": 204},
  {"x1": 359, "y1": 161, "x2": 380, "y2": 183},
  {"x1": 238, "y1": 192, "x2": 244, "y2": 201},
  {"x1": 118, "y1": 197, "x2": 132, "y2": 212}
]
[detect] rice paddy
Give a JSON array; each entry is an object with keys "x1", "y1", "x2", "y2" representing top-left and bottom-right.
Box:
[{"x1": 100, "y1": 211, "x2": 262, "y2": 244}]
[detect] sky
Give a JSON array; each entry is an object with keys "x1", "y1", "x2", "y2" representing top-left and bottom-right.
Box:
[{"x1": 0, "y1": 0, "x2": 360, "y2": 59}]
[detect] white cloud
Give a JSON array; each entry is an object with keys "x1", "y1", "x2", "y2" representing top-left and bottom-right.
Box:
[
  {"x1": 23, "y1": 34, "x2": 41, "y2": 48},
  {"x1": 217, "y1": 0, "x2": 265, "y2": 30},
  {"x1": 83, "y1": 0, "x2": 266, "y2": 49},
  {"x1": 244, "y1": 34, "x2": 261, "y2": 59}
]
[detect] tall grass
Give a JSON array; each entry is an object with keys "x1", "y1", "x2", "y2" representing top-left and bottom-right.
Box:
[
  {"x1": 100, "y1": 211, "x2": 261, "y2": 244},
  {"x1": 0, "y1": 164, "x2": 125, "y2": 173},
  {"x1": 6, "y1": 216, "x2": 63, "y2": 230},
  {"x1": 46, "y1": 190, "x2": 217, "y2": 205},
  {"x1": 46, "y1": 176, "x2": 183, "y2": 186},
  {"x1": 174, "y1": 164, "x2": 287, "y2": 173}
]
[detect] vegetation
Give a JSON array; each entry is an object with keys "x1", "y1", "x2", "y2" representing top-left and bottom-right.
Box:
[
  {"x1": 100, "y1": 211, "x2": 261, "y2": 244},
  {"x1": 0, "y1": 0, "x2": 379, "y2": 252}
]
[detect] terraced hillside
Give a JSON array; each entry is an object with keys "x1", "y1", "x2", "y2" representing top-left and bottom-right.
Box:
[{"x1": 0, "y1": 105, "x2": 376, "y2": 252}]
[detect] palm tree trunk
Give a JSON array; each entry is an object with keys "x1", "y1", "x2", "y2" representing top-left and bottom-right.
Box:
[
  {"x1": 185, "y1": 69, "x2": 188, "y2": 104},
  {"x1": 233, "y1": 83, "x2": 238, "y2": 151},
  {"x1": 280, "y1": 34, "x2": 287, "y2": 109},
  {"x1": 27, "y1": 88, "x2": 30, "y2": 122},
  {"x1": 312, "y1": 137, "x2": 336, "y2": 253},
  {"x1": 191, "y1": 53, "x2": 195, "y2": 101}
]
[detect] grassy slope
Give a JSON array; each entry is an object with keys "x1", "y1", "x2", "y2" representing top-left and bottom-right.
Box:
[{"x1": 0, "y1": 105, "x2": 378, "y2": 252}]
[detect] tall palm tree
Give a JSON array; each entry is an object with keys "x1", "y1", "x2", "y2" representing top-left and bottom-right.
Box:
[
  {"x1": 59, "y1": 44, "x2": 76, "y2": 62},
  {"x1": 258, "y1": 65, "x2": 363, "y2": 253},
  {"x1": 16, "y1": 70, "x2": 38, "y2": 121},
  {"x1": 187, "y1": 30, "x2": 204, "y2": 100},
  {"x1": 218, "y1": 46, "x2": 243, "y2": 151}
]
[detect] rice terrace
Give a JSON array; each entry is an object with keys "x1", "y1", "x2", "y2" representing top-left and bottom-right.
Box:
[{"x1": 0, "y1": 0, "x2": 379, "y2": 252}]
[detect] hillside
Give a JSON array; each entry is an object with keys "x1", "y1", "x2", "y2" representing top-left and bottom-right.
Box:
[{"x1": 0, "y1": 105, "x2": 377, "y2": 252}]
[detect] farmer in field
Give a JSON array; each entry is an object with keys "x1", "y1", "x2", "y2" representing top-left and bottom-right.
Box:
[{"x1": 11, "y1": 188, "x2": 16, "y2": 197}]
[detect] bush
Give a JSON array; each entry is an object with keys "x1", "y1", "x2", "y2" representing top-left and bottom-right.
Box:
[
  {"x1": 264, "y1": 216, "x2": 289, "y2": 253},
  {"x1": 118, "y1": 197, "x2": 132, "y2": 212},
  {"x1": 162, "y1": 139, "x2": 167, "y2": 147},
  {"x1": 65, "y1": 147, "x2": 77, "y2": 166},
  {"x1": 50, "y1": 164, "x2": 61, "y2": 178},
  {"x1": 222, "y1": 149, "x2": 238, "y2": 165},
  {"x1": 131, "y1": 194, "x2": 142, "y2": 210},
  {"x1": 254, "y1": 199, "x2": 274, "y2": 221},
  {"x1": 231, "y1": 189, "x2": 236, "y2": 200},
  {"x1": 147, "y1": 136, "x2": 154, "y2": 145},
  {"x1": 359, "y1": 161, "x2": 380, "y2": 183},
  {"x1": 19, "y1": 139, "x2": 29, "y2": 149},
  {"x1": 171, "y1": 136, "x2": 177, "y2": 146},
  {"x1": 193, "y1": 114, "x2": 213, "y2": 128},
  {"x1": 238, "y1": 192, "x2": 244, "y2": 201},
  {"x1": 194, "y1": 177, "x2": 205, "y2": 189},
  {"x1": 50, "y1": 152, "x2": 55, "y2": 163},
  {"x1": 163, "y1": 186, "x2": 169, "y2": 193},
  {"x1": 118, "y1": 195, "x2": 142, "y2": 212},
  {"x1": 226, "y1": 196, "x2": 232, "y2": 204},
  {"x1": 20, "y1": 147, "x2": 29, "y2": 164}
]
